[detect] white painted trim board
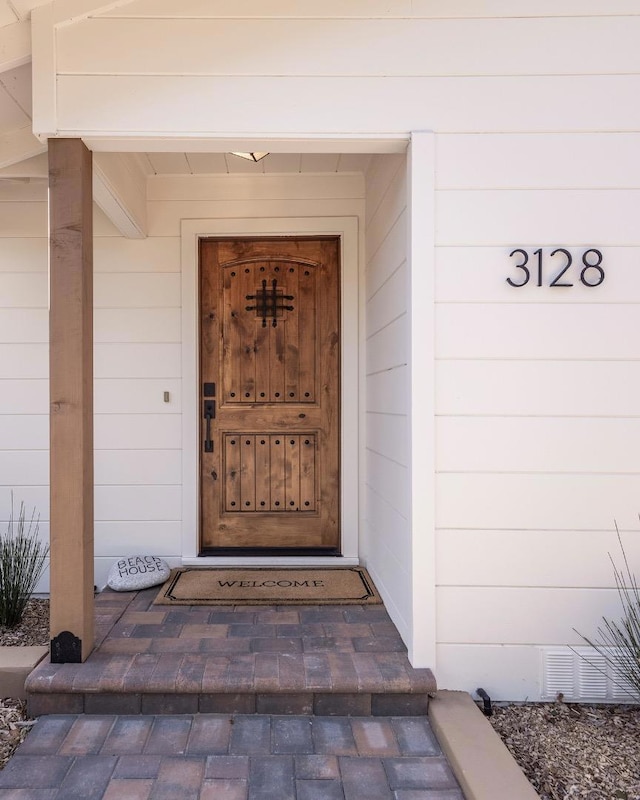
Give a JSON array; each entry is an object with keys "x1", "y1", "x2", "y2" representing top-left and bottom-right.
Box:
[{"x1": 180, "y1": 216, "x2": 360, "y2": 564}]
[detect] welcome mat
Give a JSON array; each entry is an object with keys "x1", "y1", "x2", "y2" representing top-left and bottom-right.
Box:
[{"x1": 154, "y1": 567, "x2": 381, "y2": 606}]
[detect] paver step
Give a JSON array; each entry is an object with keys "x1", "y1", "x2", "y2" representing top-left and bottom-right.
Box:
[{"x1": 26, "y1": 588, "x2": 436, "y2": 717}]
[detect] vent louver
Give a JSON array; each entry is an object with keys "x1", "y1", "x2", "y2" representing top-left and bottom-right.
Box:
[{"x1": 542, "y1": 647, "x2": 636, "y2": 701}]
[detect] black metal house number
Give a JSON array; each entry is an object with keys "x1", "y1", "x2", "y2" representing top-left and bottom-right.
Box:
[{"x1": 506, "y1": 248, "x2": 605, "y2": 288}]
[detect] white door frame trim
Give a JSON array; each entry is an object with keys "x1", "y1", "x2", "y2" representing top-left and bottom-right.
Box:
[
  {"x1": 180, "y1": 216, "x2": 360, "y2": 565},
  {"x1": 408, "y1": 132, "x2": 437, "y2": 668}
]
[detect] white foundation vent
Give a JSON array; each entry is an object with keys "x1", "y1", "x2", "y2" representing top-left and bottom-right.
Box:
[{"x1": 542, "y1": 647, "x2": 635, "y2": 702}]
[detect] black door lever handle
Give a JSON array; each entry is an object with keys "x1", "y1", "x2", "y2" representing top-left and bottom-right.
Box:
[{"x1": 203, "y1": 400, "x2": 215, "y2": 453}]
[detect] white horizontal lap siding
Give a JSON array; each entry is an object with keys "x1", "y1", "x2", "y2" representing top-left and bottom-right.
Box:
[
  {"x1": 95, "y1": 344, "x2": 181, "y2": 379},
  {"x1": 0, "y1": 206, "x2": 49, "y2": 593},
  {"x1": 437, "y1": 134, "x2": 640, "y2": 191},
  {"x1": 0, "y1": 416, "x2": 48, "y2": 450},
  {"x1": 435, "y1": 132, "x2": 640, "y2": 698},
  {"x1": 437, "y1": 190, "x2": 640, "y2": 246},
  {"x1": 95, "y1": 309, "x2": 181, "y2": 343},
  {"x1": 363, "y1": 155, "x2": 412, "y2": 643},
  {"x1": 147, "y1": 175, "x2": 363, "y2": 202},
  {"x1": 147, "y1": 199, "x2": 362, "y2": 237},
  {"x1": 366, "y1": 413, "x2": 409, "y2": 468},
  {"x1": 366, "y1": 316, "x2": 409, "y2": 376},
  {"x1": 41, "y1": 7, "x2": 640, "y2": 138},
  {"x1": 0, "y1": 310, "x2": 48, "y2": 342},
  {"x1": 438, "y1": 417, "x2": 640, "y2": 474},
  {"x1": 53, "y1": 76, "x2": 640, "y2": 136},
  {"x1": 94, "y1": 236, "x2": 181, "y2": 273},
  {"x1": 95, "y1": 0, "x2": 640, "y2": 18},
  {"x1": 0, "y1": 239, "x2": 47, "y2": 272},
  {"x1": 92, "y1": 229, "x2": 183, "y2": 576},
  {"x1": 58, "y1": 17, "x2": 640, "y2": 76},
  {"x1": 0, "y1": 452, "x2": 48, "y2": 485},
  {"x1": 94, "y1": 274, "x2": 181, "y2": 308},
  {"x1": 437, "y1": 360, "x2": 640, "y2": 417},
  {"x1": 0, "y1": 344, "x2": 48, "y2": 378},
  {"x1": 437, "y1": 529, "x2": 640, "y2": 588},
  {"x1": 437, "y1": 474, "x2": 640, "y2": 531},
  {"x1": 94, "y1": 485, "x2": 181, "y2": 522},
  {"x1": 437, "y1": 305, "x2": 640, "y2": 360},
  {"x1": 95, "y1": 414, "x2": 181, "y2": 450},
  {"x1": 437, "y1": 587, "x2": 625, "y2": 646},
  {"x1": 0, "y1": 204, "x2": 47, "y2": 237}
]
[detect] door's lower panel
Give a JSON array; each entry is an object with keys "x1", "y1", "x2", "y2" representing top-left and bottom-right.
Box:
[{"x1": 224, "y1": 432, "x2": 317, "y2": 513}]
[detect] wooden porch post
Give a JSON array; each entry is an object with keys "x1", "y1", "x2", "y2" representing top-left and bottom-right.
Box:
[{"x1": 48, "y1": 138, "x2": 94, "y2": 663}]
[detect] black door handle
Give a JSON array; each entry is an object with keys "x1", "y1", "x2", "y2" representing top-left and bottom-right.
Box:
[{"x1": 204, "y1": 400, "x2": 215, "y2": 453}]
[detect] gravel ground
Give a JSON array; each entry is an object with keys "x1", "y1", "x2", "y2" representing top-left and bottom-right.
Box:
[
  {"x1": 0, "y1": 600, "x2": 49, "y2": 768},
  {"x1": 0, "y1": 699, "x2": 33, "y2": 770},
  {"x1": 0, "y1": 599, "x2": 49, "y2": 647},
  {"x1": 490, "y1": 702, "x2": 640, "y2": 800}
]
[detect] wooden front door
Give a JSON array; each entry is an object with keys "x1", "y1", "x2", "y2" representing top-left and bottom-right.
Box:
[{"x1": 199, "y1": 237, "x2": 340, "y2": 553}]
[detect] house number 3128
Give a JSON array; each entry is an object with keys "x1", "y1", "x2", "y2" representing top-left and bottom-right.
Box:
[{"x1": 506, "y1": 248, "x2": 605, "y2": 288}]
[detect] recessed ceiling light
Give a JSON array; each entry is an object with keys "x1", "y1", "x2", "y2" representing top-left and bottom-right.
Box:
[{"x1": 229, "y1": 152, "x2": 269, "y2": 163}]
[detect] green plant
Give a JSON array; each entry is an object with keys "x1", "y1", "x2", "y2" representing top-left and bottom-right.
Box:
[
  {"x1": 0, "y1": 497, "x2": 49, "y2": 628},
  {"x1": 574, "y1": 525, "x2": 640, "y2": 702}
]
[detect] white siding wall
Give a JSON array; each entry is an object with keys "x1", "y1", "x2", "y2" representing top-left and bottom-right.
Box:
[
  {"x1": 363, "y1": 154, "x2": 412, "y2": 644},
  {"x1": 35, "y1": 4, "x2": 640, "y2": 140},
  {"x1": 0, "y1": 173, "x2": 364, "y2": 590},
  {"x1": 92, "y1": 216, "x2": 183, "y2": 587},
  {"x1": 0, "y1": 189, "x2": 49, "y2": 590},
  {"x1": 434, "y1": 133, "x2": 640, "y2": 699}
]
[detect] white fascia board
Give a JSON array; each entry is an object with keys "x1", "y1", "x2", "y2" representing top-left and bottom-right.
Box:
[
  {"x1": 93, "y1": 151, "x2": 147, "y2": 239},
  {"x1": 0, "y1": 125, "x2": 47, "y2": 168},
  {"x1": 30, "y1": 3, "x2": 55, "y2": 139},
  {"x1": 0, "y1": 21, "x2": 31, "y2": 72},
  {"x1": 83, "y1": 135, "x2": 410, "y2": 154}
]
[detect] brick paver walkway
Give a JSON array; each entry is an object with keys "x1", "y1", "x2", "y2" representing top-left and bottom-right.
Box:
[{"x1": 0, "y1": 713, "x2": 465, "y2": 799}]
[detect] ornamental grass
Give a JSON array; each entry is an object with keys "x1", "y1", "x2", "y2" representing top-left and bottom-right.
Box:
[
  {"x1": 574, "y1": 525, "x2": 640, "y2": 703},
  {"x1": 0, "y1": 498, "x2": 49, "y2": 629}
]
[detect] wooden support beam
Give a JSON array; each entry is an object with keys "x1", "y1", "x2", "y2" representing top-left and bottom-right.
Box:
[{"x1": 48, "y1": 138, "x2": 94, "y2": 663}]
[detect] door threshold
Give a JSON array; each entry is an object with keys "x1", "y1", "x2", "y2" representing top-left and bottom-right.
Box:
[
  {"x1": 183, "y1": 555, "x2": 360, "y2": 567},
  {"x1": 199, "y1": 547, "x2": 341, "y2": 557}
]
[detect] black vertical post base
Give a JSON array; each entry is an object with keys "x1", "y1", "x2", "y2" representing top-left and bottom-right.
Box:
[{"x1": 50, "y1": 631, "x2": 82, "y2": 663}]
